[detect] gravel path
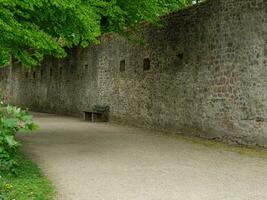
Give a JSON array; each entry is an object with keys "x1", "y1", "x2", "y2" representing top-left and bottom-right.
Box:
[{"x1": 19, "y1": 112, "x2": 267, "y2": 200}]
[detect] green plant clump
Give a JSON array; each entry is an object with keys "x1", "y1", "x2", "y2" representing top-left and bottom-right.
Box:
[
  {"x1": 0, "y1": 153, "x2": 55, "y2": 200},
  {"x1": 0, "y1": 94, "x2": 38, "y2": 173}
]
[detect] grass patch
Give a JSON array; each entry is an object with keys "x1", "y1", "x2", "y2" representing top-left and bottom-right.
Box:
[{"x1": 0, "y1": 153, "x2": 55, "y2": 200}]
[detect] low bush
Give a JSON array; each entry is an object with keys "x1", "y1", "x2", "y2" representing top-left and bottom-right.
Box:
[{"x1": 0, "y1": 93, "x2": 38, "y2": 173}]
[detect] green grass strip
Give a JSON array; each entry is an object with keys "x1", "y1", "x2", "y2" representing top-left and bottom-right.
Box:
[{"x1": 0, "y1": 153, "x2": 55, "y2": 200}]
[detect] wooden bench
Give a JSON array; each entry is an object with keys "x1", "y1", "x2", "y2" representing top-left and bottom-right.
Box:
[{"x1": 83, "y1": 105, "x2": 110, "y2": 122}]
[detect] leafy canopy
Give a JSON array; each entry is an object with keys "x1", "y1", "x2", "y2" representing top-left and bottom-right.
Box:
[{"x1": 0, "y1": 0, "x2": 195, "y2": 68}]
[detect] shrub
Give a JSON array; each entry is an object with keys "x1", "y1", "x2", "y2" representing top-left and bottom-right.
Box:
[{"x1": 0, "y1": 94, "x2": 38, "y2": 173}]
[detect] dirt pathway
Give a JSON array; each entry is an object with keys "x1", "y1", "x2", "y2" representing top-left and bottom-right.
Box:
[{"x1": 19, "y1": 112, "x2": 267, "y2": 200}]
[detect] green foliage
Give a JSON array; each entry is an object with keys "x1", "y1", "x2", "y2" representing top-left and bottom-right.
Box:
[
  {"x1": 0, "y1": 153, "x2": 54, "y2": 200},
  {"x1": 0, "y1": 0, "x2": 195, "y2": 68},
  {"x1": 0, "y1": 93, "x2": 38, "y2": 173}
]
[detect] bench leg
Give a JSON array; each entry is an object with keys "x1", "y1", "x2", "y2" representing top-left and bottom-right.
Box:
[{"x1": 91, "y1": 112, "x2": 94, "y2": 122}]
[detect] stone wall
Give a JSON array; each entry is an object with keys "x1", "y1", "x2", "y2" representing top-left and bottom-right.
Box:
[{"x1": 1, "y1": 0, "x2": 267, "y2": 147}]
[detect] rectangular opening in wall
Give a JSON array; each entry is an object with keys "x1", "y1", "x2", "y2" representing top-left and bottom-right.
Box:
[
  {"x1": 143, "y1": 58, "x2": 150, "y2": 71},
  {"x1": 177, "y1": 53, "x2": 184, "y2": 60},
  {"x1": 70, "y1": 64, "x2": 75, "y2": 73},
  {"x1": 175, "y1": 53, "x2": 184, "y2": 66},
  {"x1": 33, "y1": 71, "x2": 36, "y2": 79},
  {"x1": 25, "y1": 71, "x2": 29, "y2": 78},
  {"x1": 50, "y1": 68, "x2": 53, "y2": 77},
  {"x1": 41, "y1": 69, "x2": 44, "y2": 79},
  {"x1": 120, "y1": 60, "x2": 126, "y2": 72},
  {"x1": 84, "y1": 64, "x2": 89, "y2": 70},
  {"x1": 59, "y1": 67, "x2": 63, "y2": 76}
]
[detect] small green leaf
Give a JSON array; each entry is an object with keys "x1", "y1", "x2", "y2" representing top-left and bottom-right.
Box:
[{"x1": 4, "y1": 135, "x2": 19, "y2": 147}]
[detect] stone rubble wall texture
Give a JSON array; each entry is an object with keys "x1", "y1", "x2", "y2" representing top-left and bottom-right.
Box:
[{"x1": 1, "y1": 0, "x2": 267, "y2": 147}]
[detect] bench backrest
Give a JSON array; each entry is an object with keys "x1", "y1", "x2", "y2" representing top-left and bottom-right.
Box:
[{"x1": 93, "y1": 105, "x2": 110, "y2": 113}]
